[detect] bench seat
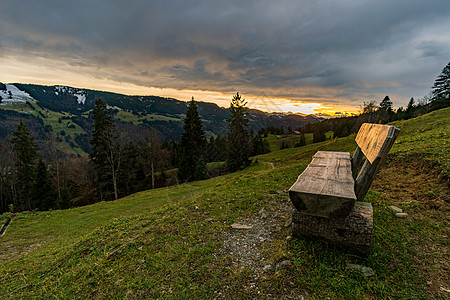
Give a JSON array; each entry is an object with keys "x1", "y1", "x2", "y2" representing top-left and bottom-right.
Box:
[{"x1": 289, "y1": 151, "x2": 357, "y2": 218}]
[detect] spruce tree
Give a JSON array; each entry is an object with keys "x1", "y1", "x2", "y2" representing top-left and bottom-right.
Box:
[
  {"x1": 11, "y1": 119, "x2": 38, "y2": 211},
  {"x1": 226, "y1": 92, "x2": 251, "y2": 172},
  {"x1": 379, "y1": 95, "x2": 393, "y2": 113},
  {"x1": 312, "y1": 122, "x2": 327, "y2": 143},
  {"x1": 251, "y1": 134, "x2": 270, "y2": 155},
  {"x1": 31, "y1": 157, "x2": 56, "y2": 210},
  {"x1": 178, "y1": 97, "x2": 207, "y2": 182},
  {"x1": 295, "y1": 133, "x2": 306, "y2": 147},
  {"x1": 90, "y1": 98, "x2": 117, "y2": 200},
  {"x1": 406, "y1": 97, "x2": 415, "y2": 112},
  {"x1": 313, "y1": 130, "x2": 326, "y2": 143},
  {"x1": 405, "y1": 97, "x2": 415, "y2": 119},
  {"x1": 431, "y1": 61, "x2": 450, "y2": 109}
]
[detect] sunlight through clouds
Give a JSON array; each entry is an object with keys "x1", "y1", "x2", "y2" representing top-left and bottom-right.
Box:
[{"x1": 0, "y1": 0, "x2": 449, "y2": 113}]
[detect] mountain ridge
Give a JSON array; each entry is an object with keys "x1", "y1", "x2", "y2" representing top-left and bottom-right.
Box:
[{"x1": 0, "y1": 83, "x2": 322, "y2": 156}]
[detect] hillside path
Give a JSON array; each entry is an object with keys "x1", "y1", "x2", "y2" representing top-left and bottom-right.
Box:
[{"x1": 217, "y1": 192, "x2": 306, "y2": 298}]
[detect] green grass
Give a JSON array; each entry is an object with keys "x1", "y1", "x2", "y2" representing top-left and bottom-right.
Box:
[
  {"x1": 390, "y1": 108, "x2": 450, "y2": 178},
  {"x1": 115, "y1": 110, "x2": 182, "y2": 125},
  {"x1": 0, "y1": 108, "x2": 448, "y2": 298},
  {"x1": 264, "y1": 132, "x2": 333, "y2": 152},
  {"x1": 1, "y1": 102, "x2": 88, "y2": 155},
  {"x1": 2, "y1": 103, "x2": 183, "y2": 157}
]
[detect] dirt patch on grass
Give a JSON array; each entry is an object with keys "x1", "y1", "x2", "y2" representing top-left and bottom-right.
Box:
[
  {"x1": 372, "y1": 155, "x2": 450, "y2": 298},
  {"x1": 218, "y1": 193, "x2": 305, "y2": 298},
  {"x1": 373, "y1": 155, "x2": 449, "y2": 211},
  {"x1": 220, "y1": 195, "x2": 291, "y2": 273}
]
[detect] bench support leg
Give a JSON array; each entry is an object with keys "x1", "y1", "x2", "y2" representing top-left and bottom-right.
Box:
[{"x1": 291, "y1": 202, "x2": 373, "y2": 255}]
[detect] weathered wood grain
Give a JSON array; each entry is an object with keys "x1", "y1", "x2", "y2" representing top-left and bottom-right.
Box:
[
  {"x1": 355, "y1": 123, "x2": 400, "y2": 164},
  {"x1": 355, "y1": 126, "x2": 400, "y2": 200},
  {"x1": 351, "y1": 146, "x2": 364, "y2": 179},
  {"x1": 289, "y1": 151, "x2": 356, "y2": 218},
  {"x1": 292, "y1": 202, "x2": 373, "y2": 255}
]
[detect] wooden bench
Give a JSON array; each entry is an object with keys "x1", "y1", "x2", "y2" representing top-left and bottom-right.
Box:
[{"x1": 288, "y1": 123, "x2": 400, "y2": 254}]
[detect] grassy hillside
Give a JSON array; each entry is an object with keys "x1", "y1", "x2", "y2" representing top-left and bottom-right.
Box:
[
  {"x1": 0, "y1": 101, "x2": 89, "y2": 156},
  {"x1": 0, "y1": 108, "x2": 448, "y2": 299},
  {"x1": 263, "y1": 131, "x2": 333, "y2": 152}
]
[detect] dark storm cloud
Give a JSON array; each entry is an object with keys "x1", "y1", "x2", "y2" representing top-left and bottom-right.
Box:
[{"x1": 0, "y1": 0, "x2": 449, "y2": 107}]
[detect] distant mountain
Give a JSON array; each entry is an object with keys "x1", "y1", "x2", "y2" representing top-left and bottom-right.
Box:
[{"x1": 0, "y1": 83, "x2": 322, "y2": 156}]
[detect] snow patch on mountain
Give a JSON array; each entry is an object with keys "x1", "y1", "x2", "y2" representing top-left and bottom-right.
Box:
[
  {"x1": 55, "y1": 86, "x2": 86, "y2": 104},
  {"x1": 74, "y1": 92, "x2": 86, "y2": 104},
  {"x1": 0, "y1": 84, "x2": 35, "y2": 105}
]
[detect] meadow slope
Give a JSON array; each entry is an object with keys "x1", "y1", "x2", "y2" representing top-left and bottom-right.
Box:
[{"x1": 0, "y1": 108, "x2": 448, "y2": 299}]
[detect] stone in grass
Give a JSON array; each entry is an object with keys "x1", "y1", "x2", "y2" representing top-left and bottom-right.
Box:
[
  {"x1": 263, "y1": 264, "x2": 273, "y2": 272},
  {"x1": 389, "y1": 205, "x2": 403, "y2": 213},
  {"x1": 286, "y1": 235, "x2": 293, "y2": 246},
  {"x1": 347, "y1": 263, "x2": 375, "y2": 277},
  {"x1": 231, "y1": 223, "x2": 253, "y2": 229},
  {"x1": 395, "y1": 212, "x2": 408, "y2": 218},
  {"x1": 284, "y1": 217, "x2": 292, "y2": 228},
  {"x1": 275, "y1": 260, "x2": 293, "y2": 271}
]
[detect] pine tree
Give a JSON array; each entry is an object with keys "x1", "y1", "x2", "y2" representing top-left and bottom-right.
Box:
[
  {"x1": 226, "y1": 92, "x2": 251, "y2": 172},
  {"x1": 178, "y1": 97, "x2": 207, "y2": 182},
  {"x1": 89, "y1": 98, "x2": 118, "y2": 200},
  {"x1": 251, "y1": 133, "x2": 270, "y2": 155},
  {"x1": 431, "y1": 61, "x2": 450, "y2": 109},
  {"x1": 312, "y1": 122, "x2": 327, "y2": 143},
  {"x1": 313, "y1": 130, "x2": 326, "y2": 143},
  {"x1": 406, "y1": 97, "x2": 415, "y2": 112},
  {"x1": 31, "y1": 157, "x2": 56, "y2": 210},
  {"x1": 379, "y1": 95, "x2": 393, "y2": 113},
  {"x1": 287, "y1": 126, "x2": 293, "y2": 134},
  {"x1": 11, "y1": 119, "x2": 38, "y2": 211},
  {"x1": 295, "y1": 133, "x2": 306, "y2": 147}
]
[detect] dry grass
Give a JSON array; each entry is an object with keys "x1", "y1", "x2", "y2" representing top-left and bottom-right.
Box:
[{"x1": 372, "y1": 156, "x2": 449, "y2": 298}]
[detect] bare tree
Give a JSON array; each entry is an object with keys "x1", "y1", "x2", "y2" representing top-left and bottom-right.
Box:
[{"x1": 360, "y1": 100, "x2": 378, "y2": 114}]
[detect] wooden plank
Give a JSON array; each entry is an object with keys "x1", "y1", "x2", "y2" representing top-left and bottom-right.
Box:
[
  {"x1": 355, "y1": 123, "x2": 400, "y2": 164},
  {"x1": 351, "y1": 146, "x2": 364, "y2": 179},
  {"x1": 289, "y1": 151, "x2": 356, "y2": 218},
  {"x1": 355, "y1": 126, "x2": 400, "y2": 200}
]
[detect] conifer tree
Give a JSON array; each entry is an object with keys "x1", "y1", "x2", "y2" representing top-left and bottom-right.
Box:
[
  {"x1": 379, "y1": 95, "x2": 393, "y2": 113},
  {"x1": 226, "y1": 92, "x2": 251, "y2": 172},
  {"x1": 406, "y1": 97, "x2": 415, "y2": 112},
  {"x1": 178, "y1": 97, "x2": 207, "y2": 182},
  {"x1": 295, "y1": 133, "x2": 306, "y2": 147},
  {"x1": 300, "y1": 132, "x2": 306, "y2": 146},
  {"x1": 251, "y1": 133, "x2": 270, "y2": 155},
  {"x1": 431, "y1": 61, "x2": 450, "y2": 109},
  {"x1": 31, "y1": 157, "x2": 56, "y2": 210},
  {"x1": 11, "y1": 119, "x2": 38, "y2": 211},
  {"x1": 312, "y1": 121, "x2": 327, "y2": 143},
  {"x1": 90, "y1": 98, "x2": 118, "y2": 200},
  {"x1": 313, "y1": 129, "x2": 326, "y2": 143}
]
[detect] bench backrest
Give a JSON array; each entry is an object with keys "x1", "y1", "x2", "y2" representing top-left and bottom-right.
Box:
[
  {"x1": 352, "y1": 123, "x2": 400, "y2": 201},
  {"x1": 355, "y1": 123, "x2": 399, "y2": 164}
]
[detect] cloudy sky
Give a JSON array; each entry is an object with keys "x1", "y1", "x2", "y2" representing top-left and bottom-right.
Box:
[{"x1": 0, "y1": 0, "x2": 449, "y2": 114}]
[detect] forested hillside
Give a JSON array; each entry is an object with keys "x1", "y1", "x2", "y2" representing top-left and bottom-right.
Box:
[{"x1": 0, "y1": 83, "x2": 320, "y2": 157}]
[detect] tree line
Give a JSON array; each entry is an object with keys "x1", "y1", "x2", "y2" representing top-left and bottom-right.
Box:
[
  {"x1": 291, "y1": 61, "x2": 450, "y2": 144},
  {"x1": 0, "y1": 92, "x2": 267, "y2": 213},
  {"x1": 0, "y1": 61, "x2": 448, "y2": 214}
]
